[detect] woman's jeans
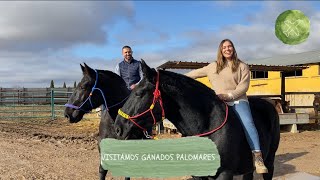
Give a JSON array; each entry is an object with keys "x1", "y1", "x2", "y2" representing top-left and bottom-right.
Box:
[{"x1": 232, "y1": 101, "x2": 261, "y2": 151}]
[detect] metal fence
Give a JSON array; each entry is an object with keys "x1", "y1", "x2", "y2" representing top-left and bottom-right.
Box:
[
  {"x1": 1, "y1": 87, "x2": 318, "y2": 120},
  {"x1": 0, "y1": 88, "x2": 74, "y2": 120}
]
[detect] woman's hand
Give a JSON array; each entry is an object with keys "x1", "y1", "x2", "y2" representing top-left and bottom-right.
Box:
[{"x1": 217, "y1": 94, "x2": 233, "y2": 101}]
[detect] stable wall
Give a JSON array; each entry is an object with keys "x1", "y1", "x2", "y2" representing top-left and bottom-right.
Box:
[{"x1": 195, "y1": 64, "x2": 320, "y2": 113}]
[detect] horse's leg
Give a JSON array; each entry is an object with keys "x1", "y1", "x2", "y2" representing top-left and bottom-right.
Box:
[
  {"x1": 241, "y1": 172, "x2": 253, "y2": 180},
  {"x1": 99, "y1": 165, "x2": 108, "y2": 180},
  {"x1": 315, "y1": 109, "x2": 319, "y2": 124},
  {"x1": 214, "y1": 170, "x2": 233, "y2": 180},
  {"x1": 262, "y1": 163, "x2": 274, "y2": 180},
  {"x1": 261, "y1": 152, "x2": 275, "y2": 180},
  {"x1": 262, "y1": 165, "x2": 274, "y2": 180},
  {"x1": 98, "y1": 141, "x2": 130, "y2": 180},
  {"x1": 191, "y1": 176, "x2": 209, "y2": 180},
  {"x1": 98, "y1": 112, "x2": 109, "y2": 180},
  {"x1": 98, "y1": 112, "x2": 131, "y2": 180},
  {"x1": 98, "y1": 135, "x2": 108, "y2": 180}
]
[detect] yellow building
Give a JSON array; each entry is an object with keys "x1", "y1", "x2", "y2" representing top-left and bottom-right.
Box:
[
  {"x1": 196, "y1": 50, "x2": 320, "y2": 113},
  {"x1": 158, "y1": 50, "x2": 320, "y2": 113}
]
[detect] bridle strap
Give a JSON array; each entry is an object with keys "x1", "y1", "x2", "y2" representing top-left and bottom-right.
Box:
[
  {"x1": 118, "y1": 71, "x2": 165, "y2": 137},
  {"x1": 65, "y1": 69, "x2": 128, "y2": 112}
]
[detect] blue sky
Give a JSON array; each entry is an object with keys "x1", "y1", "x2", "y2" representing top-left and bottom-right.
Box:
[
  {"x1": 0, "y1": 1, "x2": 320, "y2": 87},
  {"x1": 72, "y1": 1, "x2": 264, "y2": 59}
]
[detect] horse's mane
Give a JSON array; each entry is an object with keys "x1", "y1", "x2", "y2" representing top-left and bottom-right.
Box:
[
  {"x1": 157, "y1": 70, "x2": 225, "y2": 136},
  {"x1": 96, "y1": 69, "x2": 127, "y2": 85},
  {"x1": 97, "y1": 69, "x2": 120, "y2": 78},
  {"x1": 159, "y1": 70, "x2": 217, "y2": 101},
  {"x1": 94, "y1": 69, "x2": 129, "y2": 97}
]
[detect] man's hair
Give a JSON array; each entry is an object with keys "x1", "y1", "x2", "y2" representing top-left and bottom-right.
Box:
[{"x1": 122, "y1": 45, "x2": 132, "y2": 50}]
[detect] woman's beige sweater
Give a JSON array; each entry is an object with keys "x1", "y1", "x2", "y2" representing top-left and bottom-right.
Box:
[{"x1": 185, "y1": 61, "x2": 250, "y2": 102}]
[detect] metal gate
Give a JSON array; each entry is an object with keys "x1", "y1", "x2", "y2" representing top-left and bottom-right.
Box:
[{"x1": 0, "y1": 88, "x2": 73, "y2": 120}]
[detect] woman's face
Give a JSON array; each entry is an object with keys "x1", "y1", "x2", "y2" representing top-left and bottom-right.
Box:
[{"x1": 221, "y1": 41, "x2": 234, "y2": 60}]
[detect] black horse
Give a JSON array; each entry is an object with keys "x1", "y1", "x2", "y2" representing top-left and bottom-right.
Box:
[
  {"x1": 64, "y1": 63, "x2": 131, "y2": 180},
  {"x1": 114, "y1": 60, "x2": 280, "y2": 180}
]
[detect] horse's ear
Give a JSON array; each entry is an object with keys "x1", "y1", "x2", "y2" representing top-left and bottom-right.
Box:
[
  {"x1": 82, "y1": 63, "x2": 95, "y2": 78},
  {"x1": 141, "y1": 59, "x2": 156, "y2": 82},
  {"x1": 84, "y1": 62, "x2": 90, "y2": 69},
  {"x1": 80, "y1": 64, "x2": 85, "y2": 72}
]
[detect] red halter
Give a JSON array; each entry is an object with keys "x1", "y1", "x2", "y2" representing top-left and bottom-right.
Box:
[
  {"x1": 118, "y1": 70, "x2": 229, "y2": 137},
  {"x1": 118, "y1": 71, "x2": 165, "y2": 137}
]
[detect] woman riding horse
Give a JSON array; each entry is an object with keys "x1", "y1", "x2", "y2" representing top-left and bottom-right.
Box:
[
  {"x1": 114, "y1": 59, "x2": 280, "y2": 180},
  {"x1": 185, "y1": 39, "x2": 268, "y2": 174}
]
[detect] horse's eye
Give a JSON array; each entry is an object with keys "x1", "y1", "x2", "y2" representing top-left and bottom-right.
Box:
[{"x1": 80, "y1": 85, "x2": 86, "y2": 90}]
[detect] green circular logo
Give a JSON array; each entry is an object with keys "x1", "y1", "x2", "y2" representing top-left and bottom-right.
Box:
[{"x1": 275, "y1": 10, "x2": 310, "y2": 45}]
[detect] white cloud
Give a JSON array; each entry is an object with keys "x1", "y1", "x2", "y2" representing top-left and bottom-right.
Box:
[
  {"x1": 1, "y1": 1, "x2": 319, "y2": 88},
  {"x1": 0, "y1": 1, "x2": 134, "y2": 52},
  {"x1": 0, "y1": 1, "x2": 134, "y2": 88},
  {"x1": 140, "y1": 1, "x2": 320, "y2": 66}
]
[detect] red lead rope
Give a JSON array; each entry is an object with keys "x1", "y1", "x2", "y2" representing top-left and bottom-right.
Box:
[{"x1": 195, "y1": 101, "x2": 229, "y2": 137}]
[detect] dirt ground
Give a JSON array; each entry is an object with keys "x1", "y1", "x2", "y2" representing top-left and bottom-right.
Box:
[{"x1": 0, "y1": 118, "x2": 320, "y2": 180}]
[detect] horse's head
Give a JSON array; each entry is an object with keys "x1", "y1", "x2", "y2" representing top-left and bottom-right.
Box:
[
  {"x1": 64, "y1": 63, "x2": 114, "y2": 123},
  {"x1": 114, "y1": 60, "x2": 163, "y2": 139},
  {"x1": 314, "y1": 93, "x2": 320, "y2": 107},
  {"x1": 282, "y1": 100, "x2": 291, "y2": 113}
]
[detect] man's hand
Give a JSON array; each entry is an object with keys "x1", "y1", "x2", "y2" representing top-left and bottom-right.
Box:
[
  {"x1": 217, "y1": 94, "x2": 233, "y2": 101},
  {"x1": 130, "y1": 84, "x2": 136, "y2": 90}
]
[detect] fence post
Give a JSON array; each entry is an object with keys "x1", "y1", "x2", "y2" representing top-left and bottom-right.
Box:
[
  {"x1": 281, "y1": 72, "x2": 286, "y2": 105},
  {"x1": 0, "y1": 88, "x2": 2, "y2": 105},
  {"x1": 51, "y1": 89, "x2": 55, "y2": 120}
]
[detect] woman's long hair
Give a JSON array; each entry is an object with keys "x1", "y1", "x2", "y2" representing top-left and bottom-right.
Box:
[{"x1": 216, "y1": 39, "x2": 240, "y2": 74}]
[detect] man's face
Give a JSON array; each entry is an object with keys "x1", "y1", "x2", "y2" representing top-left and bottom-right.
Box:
[{"x1": 122, "y1": 48, "x2": 133, "y2": 62}]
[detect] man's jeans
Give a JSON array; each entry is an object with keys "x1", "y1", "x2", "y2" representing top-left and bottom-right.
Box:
[{"x1": 232, "y1": 101, "x2": 261, "y2": 151}]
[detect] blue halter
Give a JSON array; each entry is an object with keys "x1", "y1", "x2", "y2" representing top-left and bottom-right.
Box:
[{"x1": 65, "y1": 69, "x2": 127, "y2": 113}]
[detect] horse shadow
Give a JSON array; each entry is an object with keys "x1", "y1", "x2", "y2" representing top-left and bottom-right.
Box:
[
  {"x1": 232, "y1": 151, "x2": 308, "y2": 180},
  {"x1": 273, "y1": 151, "x2": 309, "y2": 177}
]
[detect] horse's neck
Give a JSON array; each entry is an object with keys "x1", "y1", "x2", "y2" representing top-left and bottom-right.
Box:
[
  {"x1": 100, "y1": 72, "x2": 130, "y2": 120},
  {"x1": 100, "y1": 72, "x2": 130, "y2": 98},
  {"x1": 99, "y1": 110, "x2": 118, "y2": 138},
  {"x1": 165, "y1": 105, "x2": 226, "y2": 136},
  {"x1": 161, "y1": 84, "x2": 226, "y2": 136},
  {"x1": 104, "y1": 91, "x2": 129, "y2": 120}
]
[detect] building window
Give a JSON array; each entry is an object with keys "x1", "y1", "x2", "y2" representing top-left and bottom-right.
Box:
[
  {"x1": 284, "y1": 70, "x2": 302, "y2": 77},
  {"x1": 251, "y1": 71, "x2": 268, "y2": 79}
]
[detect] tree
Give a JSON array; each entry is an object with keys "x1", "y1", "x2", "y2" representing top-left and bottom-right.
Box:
[
  {"x1": 50, "y1": 80, "x2": 54, "y2": 88},
  {"x1": 63, "y1": 82, "x2": 66, "y2": 88},
  {"x1": 73, "y1": 81, "x2": 77, "y2": 88}
]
